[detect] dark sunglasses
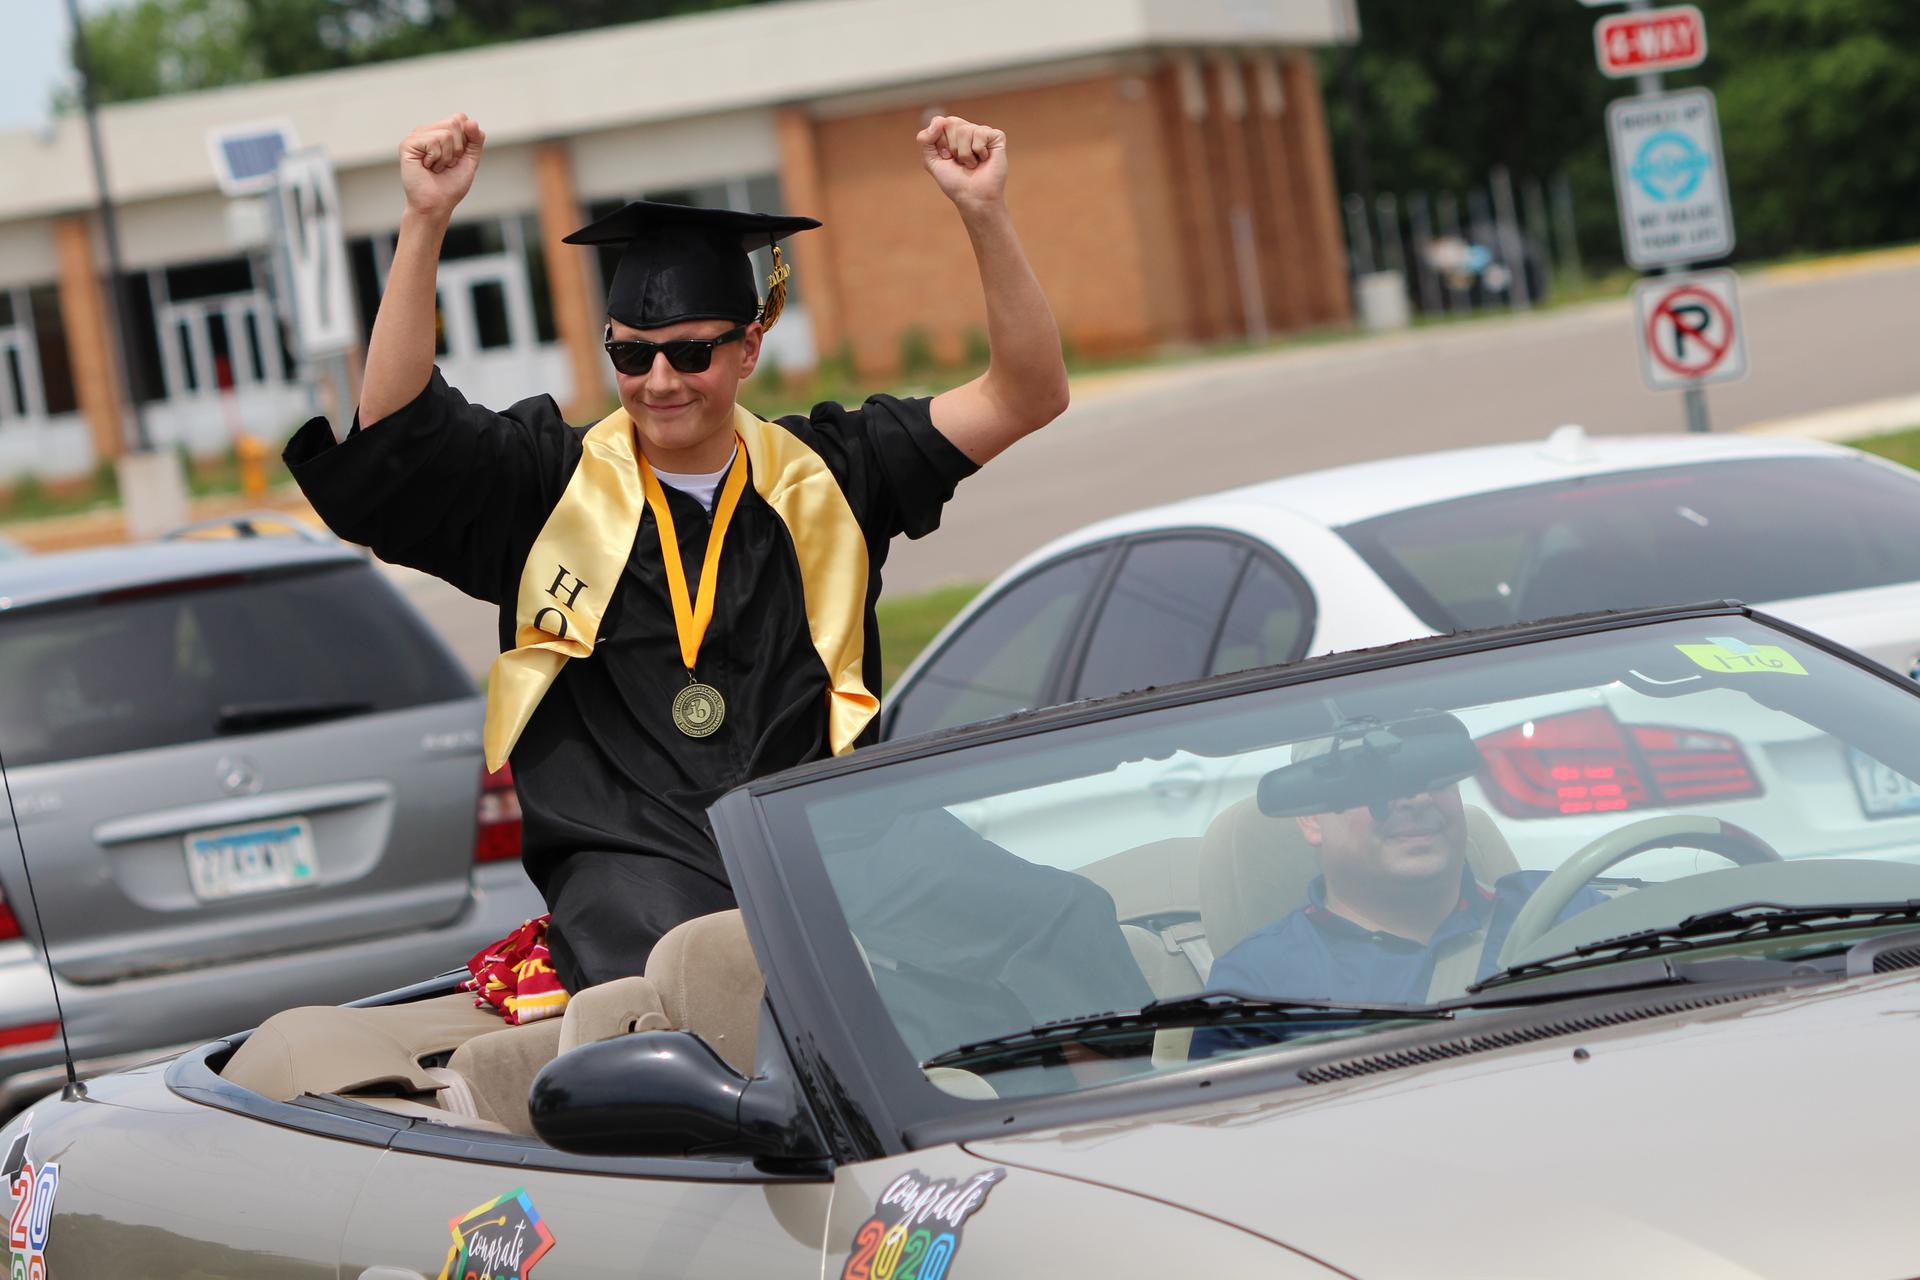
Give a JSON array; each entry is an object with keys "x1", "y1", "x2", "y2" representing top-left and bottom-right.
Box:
[{"x1": 603, "y1": 324, "x2": 747, "y2": 376}]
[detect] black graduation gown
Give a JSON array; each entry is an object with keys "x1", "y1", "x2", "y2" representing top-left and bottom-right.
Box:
[{"x1": 283, "y1": 371, "x2": 974, "y2": 939}]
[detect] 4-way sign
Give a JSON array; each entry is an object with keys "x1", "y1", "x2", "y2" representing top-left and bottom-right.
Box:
[
  {"x1": 1594, "y1": 5, "x2": 1707, "y2": 78},
  {"x1": 1632, "y1": 269, "x2": 1746, "y2": 392}
]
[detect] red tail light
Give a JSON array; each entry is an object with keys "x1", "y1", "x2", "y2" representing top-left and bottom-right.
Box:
[
  {"x1": 474, "y1": 763, "x2": 523, "y2": 863},
  {"x1": 0, "y1": 1022, "x2": 59, "y2": 1049},
  {"x1": 1476, "y1": 708, "x2": 1759, "y2": 818},
  {"x1": 0, "y1": 899, "x2": 19, "y2": 942}
]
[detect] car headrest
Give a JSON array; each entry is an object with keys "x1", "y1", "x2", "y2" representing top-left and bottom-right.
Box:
[
  {"x1": 644, "y1": 909, "x2": 763, "y2": 1075},
  {"x1": 1198, "y1": 798, "x2": 1520, "y2": 960}
]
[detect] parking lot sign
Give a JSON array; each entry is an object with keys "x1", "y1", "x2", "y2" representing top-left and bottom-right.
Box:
[
  {"x1": 1607, "y1": 88, "x2": 1734, "y2": 269},
  {"x1": 1633, "y1": 269, "x2": 1746, "y2": 391},
  {"x1": 273, "y1": 147, "x2": 357, "y2": 359},
  {"x1": 1595, "y1": 6, "x2": 1707, "y2": 79}
]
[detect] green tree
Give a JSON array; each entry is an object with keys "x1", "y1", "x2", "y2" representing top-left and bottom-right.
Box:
[
  {"x1": 1325, "y1": 0, "x2": 1920, "y2": 265},
  {"x1": 1707, "y1": 0, "x2": 1920, "y2": 254}
]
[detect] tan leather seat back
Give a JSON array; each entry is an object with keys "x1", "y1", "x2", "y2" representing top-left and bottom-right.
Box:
[
  {"x1": 1198, "y1": 798, "x2": 1519, "y2": 959},
  {"x1": 558, "y1": 975, "x2": 672, "y2": 1053},
  {"x1": 645, "y1": 909, "x2": 764, "y2": 1075},
  {"x1": 444, "y1": 1020, "x2": 565, "y2": 1133}
]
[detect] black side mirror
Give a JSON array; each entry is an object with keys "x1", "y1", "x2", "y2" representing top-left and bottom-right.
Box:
[{"x1": 528, "y1": 1030, "x2": 825, "y2": 1166}]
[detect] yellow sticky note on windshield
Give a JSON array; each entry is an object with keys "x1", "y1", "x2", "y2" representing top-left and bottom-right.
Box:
[{"x1": 1676, "y1": 639, "x2": 1807, "y2": 676}]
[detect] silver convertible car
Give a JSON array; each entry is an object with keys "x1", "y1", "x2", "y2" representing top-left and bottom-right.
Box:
[{"x1": 6, "y1": 603, "x2": 1920, "y2": 1278}]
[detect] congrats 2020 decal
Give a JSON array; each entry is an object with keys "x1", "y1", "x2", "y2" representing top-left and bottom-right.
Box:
[
  {"x1": 841, "y1": 1168, "x2": 1005, "y2": 1280},
  {"x1": 2, "y1": 1117, "x2": 56, "y2": 1280}
]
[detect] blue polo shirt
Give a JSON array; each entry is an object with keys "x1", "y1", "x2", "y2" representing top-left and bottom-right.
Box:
[{"x1": 1190, "y1": 870, "x2": 1605, "y2": 1060}]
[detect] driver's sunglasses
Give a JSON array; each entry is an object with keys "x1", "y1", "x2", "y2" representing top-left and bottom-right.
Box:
[{"x1": 603, "y1": 325, "x2": 748, "y2": 376}]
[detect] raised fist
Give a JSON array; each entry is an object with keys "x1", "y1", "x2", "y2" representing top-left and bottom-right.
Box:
[
  {"x1": 917, "y1": 115, "x2": 1008, "y2": 211},
  {"x1": 399, "y1": 113, "x2": 486, "y2": 219}
]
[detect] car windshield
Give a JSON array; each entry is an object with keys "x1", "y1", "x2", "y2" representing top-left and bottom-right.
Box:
[
  {"x1": 761, "y1": 614, "x2": 1920, "y2": 1099},
  {"x1": 0, "y1": 564, "x2": 473, "y2": 767},
  {"x1": 1337, "y1": 457, "x2": 1920, "y2": 632}
]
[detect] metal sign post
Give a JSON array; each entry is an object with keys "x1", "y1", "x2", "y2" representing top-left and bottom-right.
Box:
[{"x1": 1599, "y1": 0, "x2": 1730, "y2": 432}]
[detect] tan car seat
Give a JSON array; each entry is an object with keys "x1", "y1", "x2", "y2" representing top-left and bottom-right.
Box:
[
  {"x1": 221, "y1": 992, "x2": 505, "y2": 1102},
  {"x1": 221, "y1": 915, "x2": 745, "y2": 1131},
  {"x1": 644, "y1": 909, "x2": 765, "y2": 1075},
  {"x1": 443, "y1": 911, "x2": 764, "y2": 1130},
  {"x1": 443, "y1": 976, "x2": 675, "y2": 1133}
]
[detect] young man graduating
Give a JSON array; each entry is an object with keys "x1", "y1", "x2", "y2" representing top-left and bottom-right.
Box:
[{"x1": 283, "y1": 111, "x2": 1109, "y2": 1007}]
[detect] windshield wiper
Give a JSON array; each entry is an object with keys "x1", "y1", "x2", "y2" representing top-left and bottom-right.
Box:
[
  {"x1": 1471, "y1": 899, "x2": 1920, "y2": 994},
  {"x1": 216, "y1": 699, "x2": 373, "y2": 734},
  {"x1": 921, "y1": 991, "x2": 1448, "y2": 1071}
]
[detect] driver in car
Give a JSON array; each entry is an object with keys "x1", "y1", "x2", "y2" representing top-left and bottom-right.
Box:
[{"x1": 1205, "y1": 721, "x2": 1607, "y2": 1009}]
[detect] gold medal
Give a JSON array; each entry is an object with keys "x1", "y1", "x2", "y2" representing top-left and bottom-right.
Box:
[
  {"x1": 671, "y1": 681, "x2": 726, "y2": 738},
  {"x1": 642, "y1": 443, "x2": 749, "y2": 742}
]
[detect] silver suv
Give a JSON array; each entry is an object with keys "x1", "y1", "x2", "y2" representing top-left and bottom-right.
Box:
[{"x1": 0, "y1": 529, "x2": 541, "y2": 1107}]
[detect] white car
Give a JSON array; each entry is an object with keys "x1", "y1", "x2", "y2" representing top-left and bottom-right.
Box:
[{"x1": 883, "y1": 428, "x2": 1920, "y2": 911}]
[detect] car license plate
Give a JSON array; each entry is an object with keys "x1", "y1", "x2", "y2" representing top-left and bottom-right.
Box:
[
  {"x1": 1846, "y1": 748, "x2": 1920, "y2": 819},
  {"x1": 184, "y1": 819, "x2": 319, "y2": 901}
]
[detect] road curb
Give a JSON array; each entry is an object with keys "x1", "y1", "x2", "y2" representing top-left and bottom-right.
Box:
[{"x1": 1739, "y1": 393, "x2": 1920, "y2": 443}]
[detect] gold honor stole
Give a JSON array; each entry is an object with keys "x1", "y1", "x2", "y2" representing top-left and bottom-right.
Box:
[{"x1": 482, "y1": 403, "x2": 876, "y2": 771}]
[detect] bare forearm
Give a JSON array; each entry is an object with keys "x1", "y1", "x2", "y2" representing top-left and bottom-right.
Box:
[
  {"x1": 920, "y1": 114, "x2": 1067, "y2": 462},
  {"x1": 961, "y1": 203, "x2": 1068, "y2": 419},
  {"x1": 358, "y1": 208, "x2": 450, "y2": 427}
]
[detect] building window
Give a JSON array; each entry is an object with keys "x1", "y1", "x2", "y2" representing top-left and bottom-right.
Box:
[
  {"x1": 27, "y1": 286, "x2": 76, "y2": 417},
  {"x1": 163, "y1": 258, "x2": 253, "y2": 302},
  {"x1": 120, "y1": 273, "x2": 167, "y2": 405},
  {"x1": 517, "y1": 214, "x2": 558, "y2": 343},
  {"x1": 470, "y1": 279, "x2": 513, "y2": 350},
  {"x1": 349, "y1": 237, "x2": 382, "y2": 346},
  {"x1": 442, "y1": 220, "x2": 507, "y2": 261}
]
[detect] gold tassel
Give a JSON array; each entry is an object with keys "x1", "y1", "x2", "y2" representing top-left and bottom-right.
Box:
[{"x1": 759, "y1": 244, "x2": 792, "y2": 332}]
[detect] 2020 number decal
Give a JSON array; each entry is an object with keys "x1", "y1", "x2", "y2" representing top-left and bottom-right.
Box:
[{"x1": 838, "y1": 1168, "x2": 1004, "y2": 1280}]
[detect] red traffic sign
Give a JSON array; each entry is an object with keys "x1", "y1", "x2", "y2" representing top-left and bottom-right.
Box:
[
  {"x1": 1632, "y1": 269, "x2": 1746, "y2": 391},
  {"x1": 1595, "y1": 5, "x2": 1707, "y2": 79}
]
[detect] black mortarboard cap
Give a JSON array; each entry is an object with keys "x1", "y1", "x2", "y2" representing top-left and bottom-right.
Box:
[{"x1": 564, "y1": 200, "x2": 820, "y2": 330}]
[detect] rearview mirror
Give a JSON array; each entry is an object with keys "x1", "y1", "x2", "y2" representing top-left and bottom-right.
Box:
[
  {"x1": 1258, "y1": 713, "x2": 1484, "y2": 818},
  {"x1": 528, "y1": 1030, "x2": 824, "y2": 1165}
]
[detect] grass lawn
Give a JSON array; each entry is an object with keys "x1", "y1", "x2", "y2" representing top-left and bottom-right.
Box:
[
  {"x1": 874, "y1": 582, "x2": 980, "y2": 692},
  {"x1": 0, "y1": 446, "x2": 296, "y2": 523},
  {"x1": 1847, "y1": 425, "x2": 1920, "y2": 470}
]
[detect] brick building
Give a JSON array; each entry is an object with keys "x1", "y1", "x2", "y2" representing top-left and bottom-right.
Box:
[{"x1": 0, "y1": 0, "x2": 1357, "y2": 482}]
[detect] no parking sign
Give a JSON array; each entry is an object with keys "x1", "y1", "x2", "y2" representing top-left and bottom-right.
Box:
[{"x1": 1632, "y1": 269, "x2": 1746, "y2": 391}]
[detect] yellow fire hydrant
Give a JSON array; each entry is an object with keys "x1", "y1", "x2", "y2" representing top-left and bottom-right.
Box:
[{"x1": 234, "y1": 434, "x2": 268, "y2": 499}]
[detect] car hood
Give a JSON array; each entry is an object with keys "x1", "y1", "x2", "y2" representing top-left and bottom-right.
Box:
[{"x1": 967, "y1": 971, "x2": 1920, "y2": 1279}]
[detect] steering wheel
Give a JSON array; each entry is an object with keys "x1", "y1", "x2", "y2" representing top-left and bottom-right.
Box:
[{"x1": 1496, "y1": 815, "x2": 1784, "y2": 969}]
